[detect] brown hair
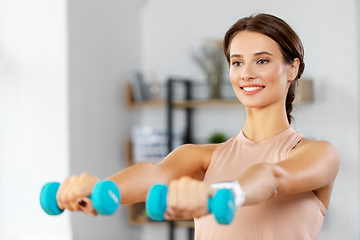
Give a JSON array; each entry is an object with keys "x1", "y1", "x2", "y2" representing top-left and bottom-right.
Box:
[{"x1": 223, "y1": 13, "x2": 305, "y2": 124}]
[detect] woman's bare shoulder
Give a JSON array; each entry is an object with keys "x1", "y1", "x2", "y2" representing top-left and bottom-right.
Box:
[
  {"x1": 197, "y1": 143, "x2": 223, "y2": 152},
  {"x1": 293, "y1": 138, "x2": 337, "y2": 150},
  {"x1": 177, "y1": 143, "x2": 222, "y2": 160},
  {"x1": 191, "y1": 143, "x2": 224, "y2": 170},
  {"x1": 290, "y1": 138, "x2": 340, "y2": 165},
  {"x1": 155, "y1": 143, "x2": 223, "y2": 181}
]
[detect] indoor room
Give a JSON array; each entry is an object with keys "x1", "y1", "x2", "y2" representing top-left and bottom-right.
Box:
[{"x1": 0, "y1": 0, "x2": 359, "y2": 239}]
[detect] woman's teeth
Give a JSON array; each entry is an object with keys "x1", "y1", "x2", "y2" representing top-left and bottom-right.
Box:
[{"x1": 242, "y1": 86, "x2": 264, "y2": 92}]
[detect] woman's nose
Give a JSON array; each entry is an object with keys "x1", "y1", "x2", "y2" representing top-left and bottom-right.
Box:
[{"x1": 241, "y1": 64, "x2": 255, "y2": 81}]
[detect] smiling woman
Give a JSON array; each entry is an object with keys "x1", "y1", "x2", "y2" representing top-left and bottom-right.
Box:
[
  {"x1": 191, "y1": 14, "x2": 339, "y2": 239},
  {"x1": 50, "y1": 13, "x2": 339, "y2": 240}
]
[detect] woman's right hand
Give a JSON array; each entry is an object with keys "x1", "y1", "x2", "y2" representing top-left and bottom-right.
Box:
[
  {"x1": 165, "y1": 176, "x2": 214, "y2": 221},
  {"x1": 56, "y1": 173, "x2": 100, "y2": 216}
]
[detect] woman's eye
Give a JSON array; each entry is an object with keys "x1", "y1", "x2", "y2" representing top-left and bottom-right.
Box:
[
  {"x1": 257, "y1": 59, "x2": 269, "y2": 64},
  {"x1": 232, "y1": 61, "x2": 242, "y2": 67}
]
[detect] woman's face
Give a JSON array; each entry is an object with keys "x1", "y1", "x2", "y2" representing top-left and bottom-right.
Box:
[{"x1": 228, "y1": 30, "x2": 298, "y2": 109}]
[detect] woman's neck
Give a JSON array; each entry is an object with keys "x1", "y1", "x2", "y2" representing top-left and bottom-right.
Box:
[{"x1": 242, "y1": 103, "x2": 290, "y2": 144}]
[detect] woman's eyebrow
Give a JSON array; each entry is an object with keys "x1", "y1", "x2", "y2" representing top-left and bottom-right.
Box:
[
  {"x1": 230, "y1": 51, "x2": 273, "y2": 58},
  {"x1": 230, "y1": 53, "x2": 242, "y2": 58},
  {"x1": 254, "y1": 51, "x2": 273, "y2": 56}
]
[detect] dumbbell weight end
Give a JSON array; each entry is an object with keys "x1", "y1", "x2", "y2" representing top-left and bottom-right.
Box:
[
  {"x1": 146, "y1": 184, "x2": 168, "y2": 221},
  {"x1": 208, "y1": 189, "x2": 236, "y2": 225},
  {"x1": 40, "y1": 182, "x2": 64, "y2": 215}
]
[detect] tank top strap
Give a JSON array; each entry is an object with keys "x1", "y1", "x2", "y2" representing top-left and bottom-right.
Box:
[{"x1": 285, "y1": 131, "x2": 305, "y2": 156}]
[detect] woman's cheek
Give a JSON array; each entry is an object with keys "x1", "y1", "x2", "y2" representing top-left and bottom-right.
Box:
[{"x1": 229, "y1": 68, "x2": 240, "y2": 84}]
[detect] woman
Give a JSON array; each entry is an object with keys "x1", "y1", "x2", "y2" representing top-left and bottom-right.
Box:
[{"x1": 56, "y1": 13, "x2": 339, "y2": 239}]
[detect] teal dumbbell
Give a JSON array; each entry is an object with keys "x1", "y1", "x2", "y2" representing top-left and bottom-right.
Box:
[
  {"x1": 146, "y1": 184, "x2": 235, "y2": 224},
  {"x1": 40, "y1": 180, "x2": 120, "y2": 215}
]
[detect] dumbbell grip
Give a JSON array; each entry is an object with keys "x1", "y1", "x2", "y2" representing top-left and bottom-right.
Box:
[
  {"x1": 40, "y1": 182, "x2": 99, "y2": 215},
  {"x1": 40, "y1": 180, "x2": 120, "y2": 216},
  {"x1": 146, "y1": 184, "x2": 235, "y2": 224}
]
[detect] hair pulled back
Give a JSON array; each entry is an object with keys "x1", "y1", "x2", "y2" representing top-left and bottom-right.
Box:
[{"x1": 223, "y1": 13, "x2": 305, "y2": 124}]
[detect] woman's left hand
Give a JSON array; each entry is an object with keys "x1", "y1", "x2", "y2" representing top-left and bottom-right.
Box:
[{"x1": 164, "y1": 176, "x2": 214, "y2": 220}]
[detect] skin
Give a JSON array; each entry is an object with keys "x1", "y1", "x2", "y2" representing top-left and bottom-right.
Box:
[{"x1": 56, "y1": 31, "x2": 340, "y2": 221}]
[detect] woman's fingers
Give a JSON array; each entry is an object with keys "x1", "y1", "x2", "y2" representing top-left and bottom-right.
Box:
[
  {"x1": 56, "y1": 177, "x2": 70, "y2": 210},
  {"x1": 67, "y1": 175, "x2": 82, "y2": 211},
  {"x1": 75, "y1": 174, "x2": 99, "y2": 215},
  {"x1": 194, "y1": 181, "x2": 210, "y2": 218},
  {"x1": 78, "y1": 198, "x2": 98, "y2": 216},
  {"x1": 165, "y1": 177, "x2": 211, "y2": 220},
  {"x1": 57, "y1": 176, "x2": 77, "y2": 211},
  {"x1": 55, "y1": 173, "x2": 99, "y2": 213},
  {"x1": 77, "y1": 173, "x2": 99, "y2": 197},
  {"x1": 166, "y1": 179, "x2": 180, "y2": 218}
]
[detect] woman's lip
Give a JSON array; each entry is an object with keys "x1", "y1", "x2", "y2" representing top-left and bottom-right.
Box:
[
  {"x1": 241, "y1": 86, "x2": 265, "y2": 95},
  {"x1": 240, "y1": 84, "x2": 265, "y2": 88}
]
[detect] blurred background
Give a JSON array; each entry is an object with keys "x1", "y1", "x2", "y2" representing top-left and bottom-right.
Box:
[{"x1": 0, "y1": 0, "x2": 359, "y2": 239}]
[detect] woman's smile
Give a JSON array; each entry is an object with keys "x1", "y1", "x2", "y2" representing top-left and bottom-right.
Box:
[{"x1": 240, "y1": 84, "x2": 265, "y2": 95}]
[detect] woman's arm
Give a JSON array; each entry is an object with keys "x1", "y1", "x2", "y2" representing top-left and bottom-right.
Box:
[
  {"x1": 56, "y1": 143, "x2": 217, "y2": 214},
  {"x1": 108, "y1": 143, "x2": 215, "y2": 204},
  {"x1": 238, "y1": 139, "x2": 340, "y2": 206},
  {"x1": 165, "y1": 139, "x2": 340, "y2": 220}
]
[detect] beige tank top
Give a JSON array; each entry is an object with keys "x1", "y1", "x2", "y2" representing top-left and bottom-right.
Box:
[{"x1": 194, "y1": 127, "x2": 326, "y2": 240}]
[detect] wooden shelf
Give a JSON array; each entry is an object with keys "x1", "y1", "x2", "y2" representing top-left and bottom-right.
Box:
[
  {"x1": 173, "y1": 98, "x2": 240, "y2": 108},
  {"x1": 126, "y1": 83, "x2": 242, "y2": 108}
]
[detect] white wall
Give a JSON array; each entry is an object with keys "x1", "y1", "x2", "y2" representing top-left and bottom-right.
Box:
[
  {"x1": 0, "y1": 0, "x2": 144, "y2": 239},
  {"x1": 68, "y1": 0, "x2": 142, "y2": 239},
  {"x1": 0, "y1": 0, "x2": 71, "y2": 239},
  {"x1": 139, "y1": 0, "x2": 360, "y2": 239}
]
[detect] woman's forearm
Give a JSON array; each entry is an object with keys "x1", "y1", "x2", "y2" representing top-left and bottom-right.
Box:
[
  {"x1": 107, "y1": 162, "x2": 165, "y2": 204},
  {"x1": 237, "y1": 163, "x2": 282, "y2": 205},
  {"x1": 107, "y1": 144, "x2": 212, "y2": 205}
]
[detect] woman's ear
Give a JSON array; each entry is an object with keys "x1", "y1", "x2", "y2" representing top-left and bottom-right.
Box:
[{"x1": 288, "y1": 58, "x2": 300, "y2": 81}]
